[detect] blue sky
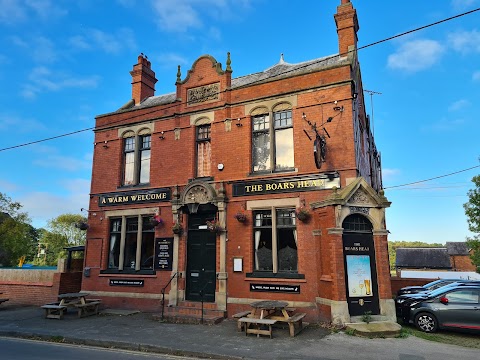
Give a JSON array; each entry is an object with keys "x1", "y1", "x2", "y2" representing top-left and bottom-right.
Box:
[{"x1": 0, "y1": 0, "x2": 479, "y2": 244}]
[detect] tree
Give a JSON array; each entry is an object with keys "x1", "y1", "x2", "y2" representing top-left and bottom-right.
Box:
[
  {"x1": 463, "y1": 174, "x2": 480, "y2": 272},
  {"x1": 47, "y1": 213, "x2": 87, "y2": 247},
  {"x1": 37, "y1": 213, "x2": 88, "y2": 266},
  {"x1": 0, "y1": 192, "x2": 38, "y2": 266}
]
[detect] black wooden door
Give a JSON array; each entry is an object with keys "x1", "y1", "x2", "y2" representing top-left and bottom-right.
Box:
[
  {"x1": 186, "y1": 213, "x2": 217, "y2": 302},
  {"x1": 342, "y1": 215, "x2": 380, "y2": 316}
]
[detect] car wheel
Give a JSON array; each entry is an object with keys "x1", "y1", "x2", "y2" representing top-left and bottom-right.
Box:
[{"x1": 415, "y1": 312, "x2": 438, "y2": 333}]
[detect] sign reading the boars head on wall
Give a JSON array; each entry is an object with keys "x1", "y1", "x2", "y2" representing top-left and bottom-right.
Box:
[
  {"x1": 98, "y1": 188, "x2": 171, "y2": 207},
  {"x1": 232, "y1": 173, "x2": 340, "y2": 197}
]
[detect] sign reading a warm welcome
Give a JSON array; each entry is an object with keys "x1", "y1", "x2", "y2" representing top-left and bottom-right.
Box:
[
  {"x1": 99, "y1": 188, "x2": 171, "y2": 207},
  {"x1": 232, "y1": 173, "x2": 340, "y2": 197}
]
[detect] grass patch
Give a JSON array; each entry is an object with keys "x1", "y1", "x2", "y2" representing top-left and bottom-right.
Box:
[{"x1": 397, "y1": 318, "x2": 480, "y2": 349}]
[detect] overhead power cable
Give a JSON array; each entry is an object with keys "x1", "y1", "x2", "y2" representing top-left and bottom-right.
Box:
[
  {"x1": 383, "y1": 165, "x2": 480, "y2": 190},
  {"x1": 0, "y1": 7, "x2": 479, "y2": 153}
]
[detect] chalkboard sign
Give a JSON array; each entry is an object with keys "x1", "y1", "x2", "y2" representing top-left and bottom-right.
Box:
[{"x1": 154, "y1": 237, "x2": 174, "y2": 270}]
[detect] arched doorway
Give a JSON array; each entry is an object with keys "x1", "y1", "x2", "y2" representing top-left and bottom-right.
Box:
[{"x1": 342, "y1": 214, "x2": 380, "y2": 316}]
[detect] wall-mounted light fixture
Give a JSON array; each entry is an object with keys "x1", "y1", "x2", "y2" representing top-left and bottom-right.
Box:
[
  {"x1": 102, "y1": 140, "x2": 109, "y2": 148},
  {"x1": 159, "y1": 131, "x2": 165, "y2": 140},
  {"x1": 333, "y1": 105, "x2": 344, "y2": 112},
  {"x1": 235, "y1": 118, "x2": 242, "y2": 127}
]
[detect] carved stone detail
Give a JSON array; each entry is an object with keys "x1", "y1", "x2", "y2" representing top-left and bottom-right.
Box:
[
  {"x1": 187, "y1": 83, "x2": 220, "y2": 105},
  {"x1": 349, "y1": 206, "x2": 369, "y2": 215},
  {"x1": 349, "y1": 189, "x2": 370, "y2": 205},
  {"x1": 185, "y1": 185, "x2": 210, "y2": 204}
]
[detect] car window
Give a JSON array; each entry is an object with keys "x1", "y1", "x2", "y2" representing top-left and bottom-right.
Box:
[{"x1": 444, "y1": 290, "x2": 479, "y2": 304}]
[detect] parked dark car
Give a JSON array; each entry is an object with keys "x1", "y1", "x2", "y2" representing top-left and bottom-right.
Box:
[
  {"x1": 401, "y1": 285, "x2": 480, "y2": 333},
  {"x1": 397, "y1": 279, "x2": 462, "y2": 296},
  {"x1": 396, "y1": 280, "x2": 480, "y2": 317}
]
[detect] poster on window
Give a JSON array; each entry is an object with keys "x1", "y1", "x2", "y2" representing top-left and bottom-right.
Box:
[{"x1": 346, "y1": 255, "x2": 373, "y2": 297}]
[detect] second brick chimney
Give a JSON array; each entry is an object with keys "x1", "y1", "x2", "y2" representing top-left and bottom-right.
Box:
[{"x1": 130, "y1": 54, "x2": 157, "y2": 105}]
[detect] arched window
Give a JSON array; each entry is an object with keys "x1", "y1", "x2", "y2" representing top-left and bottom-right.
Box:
[
  {"x1": 251, "y1": 103, "x2": 294, "y2": 173},
  {"x1": 121, "y1": 129, "x2": 151, "y2": 186},
  {"x1": 343, "y1": 214, "x2": 372, "y2": 232}
]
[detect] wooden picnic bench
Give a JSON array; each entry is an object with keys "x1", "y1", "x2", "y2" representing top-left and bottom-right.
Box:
[
  {"x1": 233, "y1": 310, "x2": 252, "y2": 331},
  {"x1": 75, "y1": 300, "x2": 101, "y2": 318},
  {"x1": 41, "y1": 304, "x2": 67, "y2": 319},
  {"x1": 286, "y1": 312, "x2": 307, "y2": 337},
  {"x1": 239, "y1": 317, "x2": 277, "y2": 338}
]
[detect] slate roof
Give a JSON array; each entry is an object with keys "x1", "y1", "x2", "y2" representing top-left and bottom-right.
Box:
[
  {"x1": 116, "y1": 54, "x2": 345, "y2": 113},
  {"x1": 395, "y1": 248, "x2": 452, "y2": 269},
  {"x1": 446, "y1": 242, "x2": 470, "y2": 255}
]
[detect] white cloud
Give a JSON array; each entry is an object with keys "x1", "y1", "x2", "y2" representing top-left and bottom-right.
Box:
[
  {"x1": 448, "y1": 99, "x2": 470, "y2": 111},
  {"x1": 0, "y1": 179, "x2": 19, "y2": 192},
  {"x1": 151, "y1": 1, "x2": 201, "y2": 32},
  {"x1": 421, "y1": 117, "x2": 465, "y2": 131},
  {"x1": 0, "y1": 113, "x2": 46, "y2": 132},
  {"x1": 451, "y1": 0, "x2": 477, "y2": 11},
  {"x1": 473, "y1": 70, "x2": 480, "y2": 81},
  {"x1": 21, "y1": 66, "x2": 99, "y2": 99},
  {"x1": 155, "y1": 53, "x2": 190, "y2": 68},
  {"x1": 0, "y1": 0, "x2": 27, "y2": 24},
  {"x1": 33, "y1": 154, "x2": 92, "y2": 172},
  {"x1": 447, "y1": 30, "x2": 480, "y2": 54},
  {"x1": 10, "y1": 35, "x2": 58, "y2": 63},
  {"x1": 381, "y1": 168, "x2": 400, "y2": 182},
  {"x1": 387, "y1": 39, "x2": 445, "y2": 73},
  {"x1": 0, "y1": 0, "x2": 66, "y2": 24},
  {"x1": 25, "y1": 0, "x2": 67, "y2": 19},
  {"x1": 19, "y1": 187, "x2": 90, "y2": 228},
  {"x1": 69, "y1": 28, "x2": 136, "y2": 54}
]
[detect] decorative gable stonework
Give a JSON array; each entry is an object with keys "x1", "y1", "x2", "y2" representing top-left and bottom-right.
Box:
[
  {"x1": 312, "y1": 177, "x2": 390, "y2": 230},
  {"x1": 187, "y1": 83, "x2": 220, "y2": 106}
]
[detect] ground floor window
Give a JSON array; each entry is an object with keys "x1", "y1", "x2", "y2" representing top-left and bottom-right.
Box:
[
  {"x1": 107, "y1": 215, "x2": 154, "y2": 272},
  {"x1": 253, "y1": 208, "x2": 297, "y2": 274}
]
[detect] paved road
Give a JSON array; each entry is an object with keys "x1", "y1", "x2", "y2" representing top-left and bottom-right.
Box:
[{"x1": 0, "y1": 337, "x2": 204, "y2": 360}]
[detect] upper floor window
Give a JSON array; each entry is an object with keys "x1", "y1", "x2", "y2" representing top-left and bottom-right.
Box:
[
  {"x1": 196, "y1": 124, "x2": 211, "y2": 177},
  {"x1": 123, "y1": 133, "x2": 151, "y2": 186},
  {"x1": 252, "y1": 109, "x2": 294, "y2": 172}
]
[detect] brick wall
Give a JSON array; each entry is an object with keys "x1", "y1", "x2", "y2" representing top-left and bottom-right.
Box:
[
  {"x1": 0, "y1": 268, "x2": 83, "y2": 306},
  {"x1": 450, "y1": 255, "x2": 476, "y2": 272}
]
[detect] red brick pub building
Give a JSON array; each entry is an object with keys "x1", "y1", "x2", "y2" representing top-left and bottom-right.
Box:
[{"x1": 82, "y1": 0, "x2": 395, "y2": 325}]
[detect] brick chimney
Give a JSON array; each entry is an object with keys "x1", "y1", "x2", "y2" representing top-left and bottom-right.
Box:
[
  {"x1": 130, "y1": 54, "x2": 157, "y2": 105},
  {"x1": 334, "y1": 0, "x2": 359, "y2": 56}
]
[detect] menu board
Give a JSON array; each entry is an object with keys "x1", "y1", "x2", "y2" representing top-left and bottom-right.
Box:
[{"x1": 154, "y1": 237, "x2": 173, "y2": 270}]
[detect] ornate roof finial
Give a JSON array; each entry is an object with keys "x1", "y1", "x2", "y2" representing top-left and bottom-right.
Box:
[
  {"x1": 279, "y1": 53, "x2": 285, "y2": 64},
  {"x1": 176, "y1": 65, "x2": 181, "y2": 83},
  {"x1": 226, "y1": 52, "x2": 232, "y2": 72}
]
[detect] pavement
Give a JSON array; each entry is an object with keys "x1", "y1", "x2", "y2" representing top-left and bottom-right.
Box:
[{"x1": 0, "y1": 305, "x2": 479, "y2": 360}]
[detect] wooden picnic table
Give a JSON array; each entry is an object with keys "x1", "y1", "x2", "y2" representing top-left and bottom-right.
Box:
[
  {"x1": 239, "y1": 300, "x2": 306, "y2": 337},
  {"x1": 58, "y1": 292, "x2": 90, "y2": 307},
  {"x1": 41, "y1": 292, "x2": 101, "y2": 319}
]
